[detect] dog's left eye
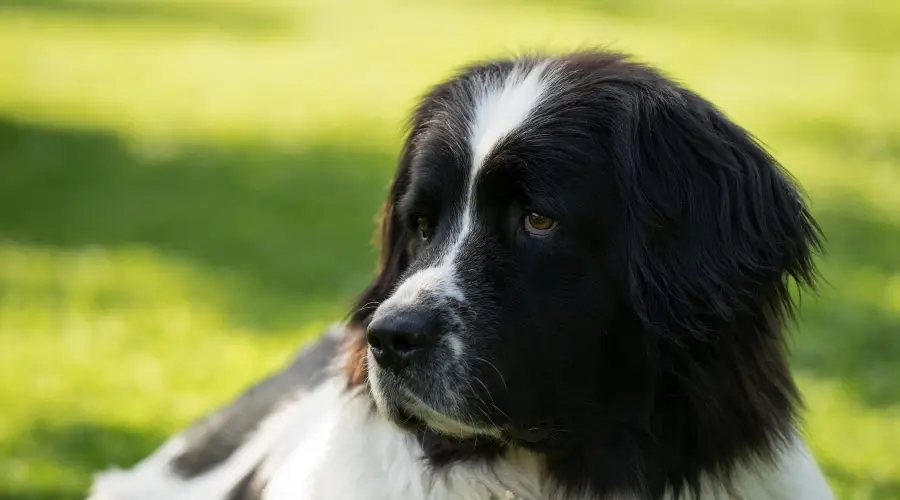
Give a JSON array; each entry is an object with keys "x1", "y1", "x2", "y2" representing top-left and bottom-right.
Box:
[
  {"x1": 416, "y1": 216, "x2": 431, "y2": 240},
  {"x1": 524, "y1": 213, "x2": 557, "y2": 236}
]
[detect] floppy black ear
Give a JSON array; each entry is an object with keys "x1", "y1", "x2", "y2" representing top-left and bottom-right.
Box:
[{"x1": 621, "y1": 89, "x2": 822, "y2": 336}]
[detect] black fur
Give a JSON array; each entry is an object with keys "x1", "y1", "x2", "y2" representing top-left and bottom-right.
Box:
[
  {"x1": 348, "y1": 51, "x2": 822, "y2": 499},
  {"x1": 225, "y1": 465, "x2": 264, "y2": 500}
]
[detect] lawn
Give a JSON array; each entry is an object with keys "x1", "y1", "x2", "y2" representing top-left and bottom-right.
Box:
[{"x1": 0, "y1": 0, "x2": 898, "y2": 498}]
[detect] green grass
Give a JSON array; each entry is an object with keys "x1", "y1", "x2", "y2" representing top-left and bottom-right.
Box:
[{"x1": 0, "y1": 0, "x2": 897, "y2": 498}]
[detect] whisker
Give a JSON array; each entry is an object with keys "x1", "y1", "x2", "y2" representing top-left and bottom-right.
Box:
[
  {"x1": 466, "y1": 376, "x2": 510, "y2": 427},
  {"x1": 473, "y1": 356, "x2": 509, "y2": 391}
]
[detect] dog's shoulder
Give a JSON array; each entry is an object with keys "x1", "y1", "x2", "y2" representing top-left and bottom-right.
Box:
[
  {"x1": 171, "y1": 323, "x2": 346, "y2": 477},
  {"x1": 86, "y1": 323, "x2": 348, "y2": 500}
]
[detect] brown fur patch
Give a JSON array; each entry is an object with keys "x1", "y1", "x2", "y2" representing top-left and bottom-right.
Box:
[{"x1": 342, "y1": 326, "x2": 369, "y2": 388}]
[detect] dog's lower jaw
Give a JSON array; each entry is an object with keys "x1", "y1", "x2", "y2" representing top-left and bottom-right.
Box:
[{"x1": 367, "y1": 355, "x2": 500, "y2": 440}]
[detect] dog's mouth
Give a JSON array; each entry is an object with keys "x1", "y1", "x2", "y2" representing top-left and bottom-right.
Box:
[
  {"x1": 370, "y1": 379, "x2": 509, "y2": 459},
  {"x1": 392, "y1": 404, "x2": 428, "y2": 432},
  {"x1": 395, "y1": 405, "x2": 558, "y2": 464},
  {"x1": 367, "y1": 353, "x2": 556, "y2": 454},
  {"x1": 391, "y1": 405, "x2": 509, "y2": 463},
  {"x1": 389, "y1": 388, "x2": 498, "y2": 438},
  {"x1": 384, "y1": 389, "x2": 557, "y2": 459}
]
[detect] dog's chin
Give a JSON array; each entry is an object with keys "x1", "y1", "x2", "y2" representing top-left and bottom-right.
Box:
[
  {"x1": 367, "y1": 357, "x2": 499, "y2": 440},
  {"x1": 367, "y1": 353, "x2": 558, "y2": 452},
  {"x1": 403, "y1": 395, "x2": 503, "y2": 439},
  {"x1": 369, "y1": 386, "x2": 425, "y2": 433},
  {"x1": 370, "y1": 381, "x2": 488, "y2": 439},
  {"x1": 372, "y1": 384, "x2": 558, "y2": 459}
]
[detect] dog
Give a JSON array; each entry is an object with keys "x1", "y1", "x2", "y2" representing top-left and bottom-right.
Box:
[{"x1": 88, "y1": 50, "x2": 834, "y2": 499}]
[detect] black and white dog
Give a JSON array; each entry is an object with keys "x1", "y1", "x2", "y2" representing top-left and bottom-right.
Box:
[{"x1": 89, "y1": 51, "x2": 834, "y2": 499}]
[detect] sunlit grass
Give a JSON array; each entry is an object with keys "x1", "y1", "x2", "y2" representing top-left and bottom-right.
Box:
[
  {"x1": 0, "y1": 243, "x2": 328, "y2": 493},
  {"x1": 798, "y1": 376, "x2": 900, "y2": 498},
  {"x1": 0, "y1": 0, "x2": 897, "y2": 497}
]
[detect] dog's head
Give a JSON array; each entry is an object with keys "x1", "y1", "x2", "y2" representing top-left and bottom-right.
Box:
[{"x1": 347, "y1": 51, "x2": 821, "y2": 494}]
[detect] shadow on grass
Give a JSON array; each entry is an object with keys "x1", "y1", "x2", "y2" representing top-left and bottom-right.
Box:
[
  {"x1": 0, "y1": 112, "x2": 898, "y2": 496},
  {"x1": 0, "y1": 421, "x2": 168, "y2": 500},
  {"x1": 0, "y1": 490, "x2": 80, "y2": 500},
  {"x1": 792, "y1": 200, "x2": 900, "y2": 408},
  {"x1": 0, "y1": 117, "x2": 394, "y2": 331},
  {"x1": 776, "y1": 114, "x2": 900, "y2": 167},
  {"x1": 822, "y1": 463, "x2": 900, "y2": 499},
  {"x1": 0, "y1": 0, "x2": 297, "y2": 35},
  {"x1": 1, "y1": 114, "x2": 897, "y2": 404}
]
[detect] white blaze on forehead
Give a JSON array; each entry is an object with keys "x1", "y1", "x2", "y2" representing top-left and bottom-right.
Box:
[
  {"x1": 469, "y1": 61, "x2": 554, "y2": 174},
  {"x1": 379, "y1": 61, "x2": 554, "y2": 314}
]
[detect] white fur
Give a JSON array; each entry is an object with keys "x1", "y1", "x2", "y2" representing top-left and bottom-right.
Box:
[
  {"x1": 385, "y1": 266, "x2": 463, "y2": 306},
  {"x1": 89, "y1": 371, "x2": 833, "y2": 500},
  {"x1": 446, "y1": 334, "x2": 465, "y2": 359},
  {"x1": 87, "y1": 387, "x2": 308, "y2": 500},
  {"x1": 262, "y1": 380, "x2": 540, "y2": 499},
  {"x1": 89, "y1": 377, "x2": 546, "y2": 500},
  {"x1": 468, "y1": 61, "x2": 554, "y2": 173},
  {"x1": 692, "y1": 437, "x2": 835, "y2": 500}
]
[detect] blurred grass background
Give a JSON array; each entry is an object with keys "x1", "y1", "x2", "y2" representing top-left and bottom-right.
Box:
[{"x1": 0, "y1": 0, "x2": 897, "y2": 498}]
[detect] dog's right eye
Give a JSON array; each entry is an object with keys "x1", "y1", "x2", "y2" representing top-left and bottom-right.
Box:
[
  {"x1": 416, "y1": 216, "x2": 431, "y2": 241},
  {"x1": 524, "y1": 213, "x2": 558, "y2": 237}
]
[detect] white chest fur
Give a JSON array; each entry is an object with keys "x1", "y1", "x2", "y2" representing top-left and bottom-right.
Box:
[
  {"x1": 257, "y1": 380, "x2": 546, "y2": 500},
  {"x1": 89, "y1": 378, "x2": 547, "y2": 500},
  {"x1": 89, "y1": 377, "x2": 832, "y2": 500}
]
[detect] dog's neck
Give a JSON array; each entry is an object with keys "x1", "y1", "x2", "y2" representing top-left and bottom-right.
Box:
[
  {"x1": 415, "y1": 426, "x2": 506, "y2": 465},
  {"x1": 280, "y1": 379, "x2": 549, "y2": 499},
  {"x1": 332, "y1": 382, "x2": 826, "y2": 500}
]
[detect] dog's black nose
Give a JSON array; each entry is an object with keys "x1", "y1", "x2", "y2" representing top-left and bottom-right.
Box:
[{"x1": 367, "y1": 311, "x2": 434, "y2": 372}]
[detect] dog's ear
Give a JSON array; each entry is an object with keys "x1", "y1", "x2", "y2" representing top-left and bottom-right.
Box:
[{"x1": 620, "y1": 88, "x2": 822, "y2": 336}]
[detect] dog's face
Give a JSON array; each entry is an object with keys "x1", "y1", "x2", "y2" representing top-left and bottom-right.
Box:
[
  {"x1": 352, "y1": 53, "x2": 820, "y2": 456},
  {"x1": 365, "y1": 58, "x2": 634, "y2": 441}
]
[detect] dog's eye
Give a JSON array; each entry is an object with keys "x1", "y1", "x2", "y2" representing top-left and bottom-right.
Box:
[
  {"x1": 416, "y1": 216, "x2": 431, "y2": 240},
  {"x1": 524, "y1": 213, "x2": 557, "y2": 236}
]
